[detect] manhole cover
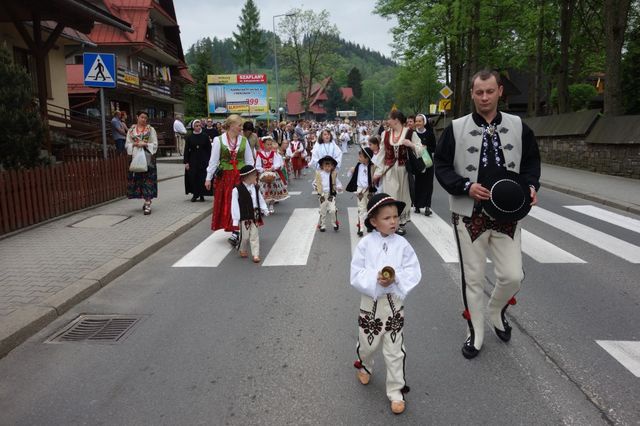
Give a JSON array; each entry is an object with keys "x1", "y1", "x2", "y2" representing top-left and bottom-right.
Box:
[
  {"x1": 70, "y1": 215, "x2": 130, "y2": 228},
  {"x1": 47, "y1": 315, "x2": 142, "y2": 343}
]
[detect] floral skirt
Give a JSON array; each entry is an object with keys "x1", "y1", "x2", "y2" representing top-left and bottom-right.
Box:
[
  {"x1": 211, "y1": 169, "x2": 240, "y2": 232},
  {"x1": 127, "y1": 165, "x2": 158, "y2": 200},
  {"x1": 260, "y1": 171, "x2": 289, "y2": 203}
]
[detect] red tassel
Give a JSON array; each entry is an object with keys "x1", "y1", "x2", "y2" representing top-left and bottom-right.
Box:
[
  {"x1": 462, "y1": 309, "x2": 471, "y2": 320},
  {"x1": 354, "y1": 360, "x2": 363, "y2": 369},
  {"x1": 508, "y1": 297, "x2": 517, "y2": 306}
]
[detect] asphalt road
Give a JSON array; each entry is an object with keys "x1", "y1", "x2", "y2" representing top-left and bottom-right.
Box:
[{"x1": 0, "y1": 147, "x2": 638, "y2": 425}]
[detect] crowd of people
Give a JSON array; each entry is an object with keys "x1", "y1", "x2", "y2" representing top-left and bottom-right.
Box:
[{"x1": 121, "y1": 69, "x2": 540, "y2": 416}]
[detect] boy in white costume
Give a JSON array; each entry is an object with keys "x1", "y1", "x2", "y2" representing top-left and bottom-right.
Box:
[
  {"x1": 313, "y1": 155, "x2": 343, "y2": 232},
  {"x1": 350, "y1": 193, "x2": 421, "y2": 415},
  {"x1": 231, "y1": 165, "x2": 269, "y2": 263}
]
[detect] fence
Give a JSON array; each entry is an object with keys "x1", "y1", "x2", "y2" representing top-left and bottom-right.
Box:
[{"x1": 0, "y1": 155, "x2": 129, "y2": 235}]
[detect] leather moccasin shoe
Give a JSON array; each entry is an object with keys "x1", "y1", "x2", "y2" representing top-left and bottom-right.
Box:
[
  {"x1": 356, "y1": 370, "x2": 370, "y2": 385},
  {"x1": 462, "y1": 337, "x2": 480, "y2": 359},
  {"x1": 239, "y1": 251, "x2": 248, "y2": 258},
  {"x1": 494, "y1": 323, "x2": 512, "y2": 342},
  {"x1": 390, "y1": 401, "x2": 405, "y2": 414},
  {"x1": 252, "y1": 256, "x2": 261, "y2": 263}
]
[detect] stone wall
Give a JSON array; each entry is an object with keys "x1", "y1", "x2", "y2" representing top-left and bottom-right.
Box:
[{"x1": 537, "y1": 136, "x2": 640, "y2": 178}]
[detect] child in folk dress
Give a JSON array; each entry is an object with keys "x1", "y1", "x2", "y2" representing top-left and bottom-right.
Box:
[
  {"x1": 313, "y1": 155, "x2": 343, "y2": 232},
  {"x1": 278, "y1": 139, "x2": 294, "y2": 182},
  {"x1": 231, "y1": 165, "x2": 269, "y2": 263},
  {"x1": 346, "y1": 147, "x2": 377, "y2": 237},
  {"x1": 350, "y1": 193, "x2": 421, "y2": 415},
  {"x1": 290, "y1": 134, "x2": 306, "y2": 179},
  {"x1": 255, "y1": 136, "x2": 289, "y2": 214}
]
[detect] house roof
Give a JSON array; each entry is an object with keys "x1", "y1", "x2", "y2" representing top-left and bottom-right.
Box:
[{"x1": 286, "y1": 77, "x2": 353, "y2": 116}]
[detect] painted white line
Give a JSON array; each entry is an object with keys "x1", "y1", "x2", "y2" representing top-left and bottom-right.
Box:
[
  {"x1": 411, "y1": 212, "x2": 461, "y2": 263},
  {"x1": 262, "y1": 208, "x2": 318, "y2": 266},
  {"x1": 521, "y1": 229, "x2": 586, "y2": 263},
  {"x1": 348, "y1": 207, "x2": 360, "y2": 254},
  {"x1": 528, "y1": 207, "x2": 640, "y2": 263},
  {"x1": 596, "y1": 340, "x2": 640, "y2": 377},
  {"x1": 288, "y1": 191, "x2": 302, "y2": 195},
  {"x1": 172, "y1": 230, "x2": 232, "y2": 268},
  {"x1": 565, "y1": 205, "x2": 640, "y2": 234}
]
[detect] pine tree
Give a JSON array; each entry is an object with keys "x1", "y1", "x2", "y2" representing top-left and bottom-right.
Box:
[
  {"x1": 0, "y1": 47, "x2": 44, "y2": 169},
  {"x1": 231, "y1": 0, "x2": 267, "y2": 71},
  {"x1": 324, "y1": 81, "x2": 345, "y2": 118},
  {"x1": 347, "y1": 67, "x2": 363, "y2": 98}
]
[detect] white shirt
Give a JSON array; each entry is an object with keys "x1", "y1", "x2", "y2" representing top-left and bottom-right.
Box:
[
  {"x1": 310, "y1": 142, "x2": 343, "y2": 169},
  {"x1": 173, "y1": 119, "x2": 187, "y2": 135},
  {"x1": 231, "y1": 183, "x2": 269, "y2": 226},
  {"x1": 255, "y1": 150, "x2": 283, "y2": 172},
  {"x1": 356, "y1": 164, "x2": 369, "y2": 190},
  {"x1": 206, "y1": 133, "x2": 255, "y2": 181},
  {"x1": 350, "y1": 231, "x2": 421, "y2": 300},
  {"x1": 314, "y1": 170, "x2": 343, "y2": 193}
]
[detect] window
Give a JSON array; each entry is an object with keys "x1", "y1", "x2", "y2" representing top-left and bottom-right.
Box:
[{"x1": 138, "y1": 60, "x2": 154, "y2": 79}]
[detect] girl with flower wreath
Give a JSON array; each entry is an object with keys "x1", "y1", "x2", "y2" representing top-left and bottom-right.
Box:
[
  {"x1": 125, "y1": 110, "x2": 158, "y2": 215},
  {"x1": 205, "y1": 115, "x2": 255, "y2": 245},
  {"x1": 255, "y1": 136, "x2": 289, "y2": 214}
]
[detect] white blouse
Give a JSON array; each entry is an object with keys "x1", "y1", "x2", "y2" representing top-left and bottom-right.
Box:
[
  {"x1": 310, "y1": 141, "x2": 343, "y2": 169},
  {"x1": 231, "y1": 183, "x2": 269, "y2": 226},
  {"x1": 255, "y1": 151, "x2": 283, "y2": 172},
  {"x1": 206, "y1": 133, "x2": 255, "y2": 181},
  {"x1": 350, "y1": 231, "x2": 421, "y2": 300}
]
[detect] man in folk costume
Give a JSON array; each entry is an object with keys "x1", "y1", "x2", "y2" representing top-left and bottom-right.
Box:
[
  {"x1": 231, "y1": 165, "x2": 269, "y2": 263},
  {"x1": 434, "y1": 70, "x2": 541, "y2": 359},
  {"x1": 373, "y1": 110, "x2": 425, "y2": 236},
  {"x1": 313, "y1": 155, "x2": 343, "y2": 232},
  {"x1": 346, "y1": 147, "x2": 377, "y2": 236},
  {"x1": 205, "y1": 114, "x2": 255, "y2": 246}
]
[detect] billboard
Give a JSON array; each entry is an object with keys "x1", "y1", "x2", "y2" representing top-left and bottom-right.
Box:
[{"x1": 207, "y1": 74, "x2": 268, "y2": 114}]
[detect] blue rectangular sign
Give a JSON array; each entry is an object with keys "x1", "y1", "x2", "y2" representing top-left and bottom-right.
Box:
[{"x1": 83, "y1": 53, "x2": 117, "y2": 88}]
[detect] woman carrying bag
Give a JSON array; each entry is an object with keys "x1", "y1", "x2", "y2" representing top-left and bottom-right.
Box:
[
  {"x1": 126, "y1": 110, "x2": 158, "y2": 215},
  {"x1": 412, "y1": 114, "x2": 437, "y2": 216}
]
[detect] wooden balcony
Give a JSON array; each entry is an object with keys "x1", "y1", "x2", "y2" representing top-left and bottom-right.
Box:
[{"x1": 117, "y1": 67, "x2": 184, "y2": 101}]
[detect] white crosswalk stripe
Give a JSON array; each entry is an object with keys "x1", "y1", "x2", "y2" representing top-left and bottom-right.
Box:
[
  {"x1": 348, "y1": 207, "x2": 360, "y2": 254},
  {"x1": 565, "y1": 205, "x2": 640, "y2": 234},
  {"x1": 172, "y1": 230, "x2": 232, "y2": 267},
  {"x1": 596, "y1": 340, "x2": 640, "y2": 377},
  {"x1": 521, "y1": 230, "x2": 586, "y2": 263},
  {"x1": 529, "y1": 206, "x2": 640, "y2": 263},
  {"x1": 262, "y1": 208, "x2": 318, "y2": 266},
  {"x1": 411, "y1": 212, "x2": 461, "y2": 263}
]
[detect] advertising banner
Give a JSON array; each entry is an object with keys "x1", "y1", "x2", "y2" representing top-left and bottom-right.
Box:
[{"x1": 207, "y1": 74, "x2": 268, "y2": 114}]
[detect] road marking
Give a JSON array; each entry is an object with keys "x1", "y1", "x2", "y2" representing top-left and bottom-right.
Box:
[
  {"x1": 288, "y1": 191, "x2": 302, "y2": 195},
  {"x1": 348, "y1": 207, "x2": 361, "y2": 254},
  {"x1": 528, "y1": 207, "x2": 640, "y2": 263},
  {"x1": 565, "y1": 205, "x2": 640, "y2": 234},
  {"x1": 172, "y1": 230, "x2": 232, "y2": 268},
  {"x1": 411, "y1": 212, "x2": 461, "y2": 263},
  {"x1": 521, "y1": 229, "x2": 586, "y2": 263},
  {"x1": 596, "y1": 340, "x2": 640, "y2": 377},
  {"x1": 262, "y1": 208, "x2": 318, "y2": 266}
]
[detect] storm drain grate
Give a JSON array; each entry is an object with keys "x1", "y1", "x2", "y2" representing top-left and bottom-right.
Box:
[{"x1": 47, "y1": 315, "x2": 142, "y2": 343}]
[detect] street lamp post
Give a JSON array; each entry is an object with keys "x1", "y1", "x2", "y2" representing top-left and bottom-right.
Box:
[{"x1": 272, "y1": 13, "x2": 296, "y2": 118}]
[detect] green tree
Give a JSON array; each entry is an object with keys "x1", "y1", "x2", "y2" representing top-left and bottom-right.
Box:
[
  {"x1": 0, "y1": 47, "x2": 44, "y2": 169},
  {"x1": 347, "y1": 67, "x2": 363, "y2": 98},
  {"x1": 324, "y1": 81, "x2": 345, "y2": 118},
  {"x1": 184, "y1": 39, "x2": 215, "y2": 116},
  {"x1": 622, "y1": 5, "x2": 640, "y2": 113},
  {"x1": 279, "y1": 8, "x2": 339, "y2": 117},
  {"x1": 232, "y1": 0, "x2": 267, "y2": 71}
]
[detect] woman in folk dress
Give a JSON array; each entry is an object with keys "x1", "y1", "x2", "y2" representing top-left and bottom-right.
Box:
[{"x1": 126, "y1": 110, "x2": 158, "y2": 215}]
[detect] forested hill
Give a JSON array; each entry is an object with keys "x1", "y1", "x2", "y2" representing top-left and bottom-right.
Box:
[{"x1": 184, "y1": 32, "x2": 396, "y2": 76}]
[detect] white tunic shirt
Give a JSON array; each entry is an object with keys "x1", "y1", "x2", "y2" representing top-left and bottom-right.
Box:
[
  {"x1": 206, "y1": 134, "x2": 255, "y2": 181},
  {"x1": 231, "y1": 182, "x2": 269, "y2": 226},
  {"x1": 350, "y1": 231, "x2": 421, "y2": 300},
  {"x1": 310, "y1": 142, "x2": 343, "y2": 169}
]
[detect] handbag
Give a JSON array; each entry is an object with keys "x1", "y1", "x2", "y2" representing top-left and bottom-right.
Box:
[
  {"x1": 405, "y1": 148, "x2": 426, "y2": 175},
  {"x1": 129, "y1": 148, "x2": 148, "y2": 172}
]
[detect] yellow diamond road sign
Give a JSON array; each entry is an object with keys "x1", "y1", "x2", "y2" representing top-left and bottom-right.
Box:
[{"x1": 440, "y1": 85, "x2": 453, "y2": 99}]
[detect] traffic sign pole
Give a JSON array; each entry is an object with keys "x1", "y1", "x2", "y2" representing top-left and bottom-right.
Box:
[{"x1": 100, "y1": 88, "x2": 107, "y2": 159}]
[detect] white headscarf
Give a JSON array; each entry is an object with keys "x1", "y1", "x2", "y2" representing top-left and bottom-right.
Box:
[{"x1": 416, "y1": 114, "x2": 428, "y2": 132}]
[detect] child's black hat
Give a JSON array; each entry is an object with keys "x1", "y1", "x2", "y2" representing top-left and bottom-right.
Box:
[
  {"x1": 364, "y1": 193, "x2": 406, "y2": 231},
  {"x1": 360, "y1": 147, "x2": 374, "y2": 161},
  {"x1": 239, "y1": 165, "x2": 257, "y2": 177},
  {"x1": 318, "y1": 155, "x2": 338, "y2": 168}
]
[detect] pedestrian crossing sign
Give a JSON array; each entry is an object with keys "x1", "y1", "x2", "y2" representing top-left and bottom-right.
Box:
[{"x1": 83, "y1": 53, "x2": 116, "y2": 88}]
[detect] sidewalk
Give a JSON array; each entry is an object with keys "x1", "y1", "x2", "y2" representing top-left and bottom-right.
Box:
[{"x1": 0, "y1": 161, "x2": 638, "y2": 358}]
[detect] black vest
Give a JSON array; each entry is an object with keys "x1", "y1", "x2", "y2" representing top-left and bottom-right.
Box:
[
  {"x1": 237, "y1": 183, "x2": 261, "y2": 221},
  {"x1": 346, "y1": 162, "x2": 375, "y2": 193}
]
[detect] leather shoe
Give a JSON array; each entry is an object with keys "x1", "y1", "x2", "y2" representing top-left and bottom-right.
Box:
[
  {"x1": 252, "y1": 256, "x2": 261, "y2": 263},
  {"x1": 390, "y1": 401, "x2": 405, "y2": 414},
  {"x1": 494, "y1": 323, "x2": 512, "y2": 342},
  {"x1": 424, "y1": 207, "x2": 432, "y2": 216},
  {"x1": 462, "y1": 337, "x2": 480, "y2": 359},
  {"x1": 356, "y1": 370, "x2": 370, "y2": 385}
]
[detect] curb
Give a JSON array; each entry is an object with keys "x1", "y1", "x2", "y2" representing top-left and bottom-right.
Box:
[
  {"x1": 541, "y1": 180, "x2": 640, "y2": 216},
  {"x1": 0, "y1": 207, "x2": 211, "y2": 359}
]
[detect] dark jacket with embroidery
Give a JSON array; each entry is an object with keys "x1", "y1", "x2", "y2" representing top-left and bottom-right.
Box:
[
  {"x1": 236, "y1": 183, "x2": 261, "y2": 221},
  {"x1": 346, "y1": 162, "x2": 376, "y2": 193}
]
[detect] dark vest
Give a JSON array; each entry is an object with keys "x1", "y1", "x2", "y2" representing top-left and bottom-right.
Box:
[
  {"x1": 346, "y1": 162, "x2": 375, "y2": 193},
  {"x1": 383, "y1": 129, "x2": 413, "y2": 166},
  {"x1": 237, "y1": 183, "x2": 261, "y2": 222}
]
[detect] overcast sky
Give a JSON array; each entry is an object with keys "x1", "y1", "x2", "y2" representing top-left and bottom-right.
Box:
[{"x1": 174, "y1": 0, "x2": 397, "y2": 59}]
